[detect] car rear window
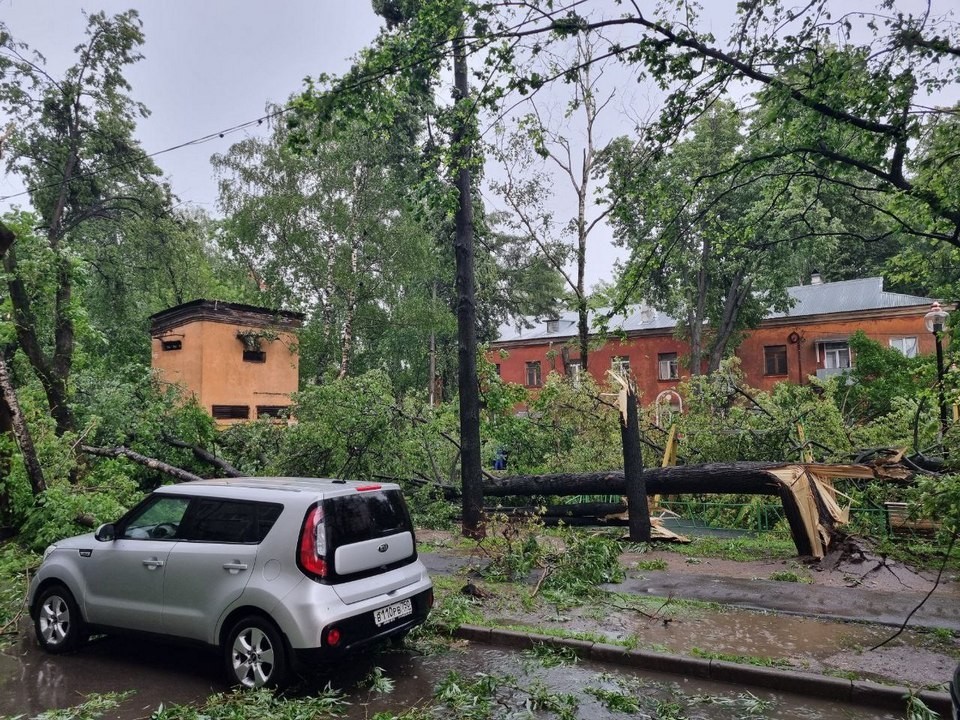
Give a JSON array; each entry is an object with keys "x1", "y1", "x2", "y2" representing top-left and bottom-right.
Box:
[{"x1": 324, "y1": 489, "x2": 413, "y2": 547}]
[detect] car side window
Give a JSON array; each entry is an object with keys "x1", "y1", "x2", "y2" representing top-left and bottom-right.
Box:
[
  {"x1": 178, "y1": 498, "x2": 283, "y2": 544},
  {"x1": 121, "y1": 496, "x2": 191, "y2": 540}
]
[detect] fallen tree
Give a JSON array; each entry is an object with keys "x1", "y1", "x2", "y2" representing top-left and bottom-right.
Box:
[
  {"x1": 80, "y1": 445, "x2": 204, "y2": 483},
  {"x1": 481, "y1": 462, "x2": 875, "y2": 559}
]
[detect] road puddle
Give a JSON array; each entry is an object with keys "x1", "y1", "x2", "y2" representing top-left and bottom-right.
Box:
[
  {"x1": 0, "y1": 629, "x2": 906, "y2": 719},
  {"x1": 0, "y1": 627, "x2": 224, "y2": 718}
]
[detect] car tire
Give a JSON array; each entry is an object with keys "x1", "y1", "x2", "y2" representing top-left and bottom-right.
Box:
[
  {"x1": 34, "y1": 584, "x2": 86, "y2": 654},
  {"x1": 224, "y1": 615, "x2": 288, "y2": 689}
]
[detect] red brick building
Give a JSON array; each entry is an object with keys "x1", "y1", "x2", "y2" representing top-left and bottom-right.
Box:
[{"x1": 489, "y1": 277, "x2": 940, "y2": 404}]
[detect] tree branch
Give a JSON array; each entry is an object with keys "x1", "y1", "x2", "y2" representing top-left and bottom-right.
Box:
[{"x1": 80, "y1": 445, "x2": 205, "y2": 483}]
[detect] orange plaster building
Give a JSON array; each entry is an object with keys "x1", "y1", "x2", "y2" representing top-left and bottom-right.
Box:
[
  {"x1": 150, "y1": 300, "x2": 304, "y2": 423},
  {"x1": 489, "y1": 277, "x2": 941, "y2": 405}
]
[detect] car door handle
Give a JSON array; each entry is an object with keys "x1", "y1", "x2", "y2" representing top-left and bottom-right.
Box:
[
  {"x1": 142, "y1": 558, "x2": 165, "y2": 569},
  {"x1": 223, "y1": 562, "x2": 248, "y2": 572}
]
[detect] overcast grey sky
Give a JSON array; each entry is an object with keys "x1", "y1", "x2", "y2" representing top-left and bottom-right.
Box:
[
  {"x1": 0, "y1": 1, "x2": 953, "y2": 292},
  {"x1": 0, "y1": 1, "x2": 639, "y2": 289},
  {"x1": 0, "y1": 1, "x2": 386, "y2": 209}
]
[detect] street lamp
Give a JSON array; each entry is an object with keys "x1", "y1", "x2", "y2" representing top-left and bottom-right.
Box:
[{"x1": 924, "y1": 301, "x2": 950, "y2": 440}]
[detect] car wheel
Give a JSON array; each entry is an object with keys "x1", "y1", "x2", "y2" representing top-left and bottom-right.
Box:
[
  {"x1": 34, "y1": 585, "x2": 85, "y2": 654},
  {"x1": 224, "y1": 616, "x2": 287, "y2": 689}
]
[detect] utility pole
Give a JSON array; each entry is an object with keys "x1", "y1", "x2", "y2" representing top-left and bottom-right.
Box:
[
  {"x1": 453, "y1": 21, "x2": 484, "y2": 539},
  {"x1": 429, "y1": 284, "x2": 436, "y2": 407}
]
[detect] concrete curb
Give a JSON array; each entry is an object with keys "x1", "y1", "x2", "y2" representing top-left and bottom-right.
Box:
[{"x1": 453, "y1": 624, "x2": 953, "y2": 717}]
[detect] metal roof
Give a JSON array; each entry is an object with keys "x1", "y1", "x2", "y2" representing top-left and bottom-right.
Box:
[{"x1": 493, "y1": 277, "x2": 934, "y2": 344}]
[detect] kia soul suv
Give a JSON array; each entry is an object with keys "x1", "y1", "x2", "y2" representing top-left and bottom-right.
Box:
[{"x1": 27, "y1": 477, "x2": 433, "y2": 687}]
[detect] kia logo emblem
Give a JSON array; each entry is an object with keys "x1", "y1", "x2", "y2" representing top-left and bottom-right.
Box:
[{"x1": 378, "y1": 543, "x2": 389, "y2": 553}]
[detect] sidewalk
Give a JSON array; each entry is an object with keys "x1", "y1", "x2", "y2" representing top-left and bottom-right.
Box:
[{"x1": 606, "y1": 571, "x2": 960, "y2": 631}]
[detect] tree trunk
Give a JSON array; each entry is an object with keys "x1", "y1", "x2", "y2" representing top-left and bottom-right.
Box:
[
  {"x1": 0, "y1": 220, "x2": 14, "y2": 257},
  {"x1": 162, "y1": 436, "x2": 243, "y2": 477},
  {"x1": 0, "y1": 220, "x2": 47, "y2": 497},
  {"x1": 688, "y1": 233, "x2": 709, "y2": 375},
  {"x1": 480, "y1": 462, "x2": 857, "y2": 557},
  {"x1": 453, "y1": 22, "x2": 484, "y2": 539},
  {"x1": 338, "y1": 239, "x2": 359, "y2": 379},
  {"x1": 4, "y1": 247, "x2": 75, "y2": 436},
  {"x1": 708, "y1": 270, "x2": 751, "y2": 372},
  {"x1": 0, "y1": 352, "x2": 46, "y2": 495},
  {"x1": 577, "y1": 298, "x2": 590, "y2": 373},
  {"x1": 621, "y1": 385, "x2": 650, "y2": 541},
  {"x1": 481, "y1": 463, "x2": 782, "y2": 497},
  {"x1": 80, "y1": 445, "x2": 205, "y2": 483}
]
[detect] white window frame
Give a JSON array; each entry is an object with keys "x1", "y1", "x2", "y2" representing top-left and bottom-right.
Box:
[
  {"x1": 566, "y1": 360, "x2": 582, "y2": 388},
  {"x1": 889, "y1": 336, "x2": 918, "y2": 358},
  {"x1": 821, "y1": 342, "x2": 851, "y2": 369},
  {"x1": 658, "y1": 352, "x2": 679, "y2": 381}
]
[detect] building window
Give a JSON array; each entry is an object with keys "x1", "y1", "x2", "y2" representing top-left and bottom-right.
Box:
[
  {"x1": 764, "y1": 345, "x2": 788, "y2": 376},
  {"x1": 212, "y1": 405, "x2": 250, "y2": 420},
  {"x1": 494, "y1": 363, "x2": 501, "y2": 377},
  {"x1": 611, "y1": 356, "x2": 631, "y2": 379},
  {"x1": 889, "y1": 337, "x2": 918, "y2": 358},
  {"x1": 161, "y1": 339, "x2": 182, "y2": 351},
  {"x1": 821, "y1": 342, "x2": 851, "y2": 369},
  {"x1": 525, "y1": 361, "x2": 542, "y2": 387},
  {"x1": 658, "y1": 352, "x2": 679, "y2": 381},
  {"x1": 566, "y1": 360, "x2": 582, "y2": 388},
  {"x1": 256, "y1": 405, "x2": 287, "y2": 418},
  {"x1": 243, "y1": 349, "x2": 266, "y2": 363},
  {"x1": 546, "y1": 319, "x2": 559, "y2": 334}
]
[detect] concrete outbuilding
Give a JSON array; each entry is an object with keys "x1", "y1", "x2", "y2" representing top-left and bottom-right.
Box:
[{"x1": 150, "y1": 300, "x2": 303, "y2": 423}]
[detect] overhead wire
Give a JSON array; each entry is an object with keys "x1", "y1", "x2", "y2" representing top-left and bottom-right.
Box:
[{"x1": 0, "y1": 1, "x2": 583, "y2": 204}]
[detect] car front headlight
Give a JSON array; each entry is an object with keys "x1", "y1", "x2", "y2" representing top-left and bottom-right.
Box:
[{"x1": 42, "y1": 544, "x2": 58, "y2": 562}]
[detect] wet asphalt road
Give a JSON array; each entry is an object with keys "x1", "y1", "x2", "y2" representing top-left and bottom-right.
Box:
[
  {"x1": 1, "y1": 552, "x2": 951, "y2": 719},
  {"x1": 0, "y1": 627, "x2": 225, "y2": 718},
  {"x1": 0, "y1": 624, "x2": 896, "y2": 720}
]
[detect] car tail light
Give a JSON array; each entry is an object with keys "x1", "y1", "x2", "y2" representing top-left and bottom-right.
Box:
[
  {"x1": 324, "y1": 626, "x2": 341, "y2": 647},
  {"x1": 299, "y1": 505, "x2": 327, "y2": 578}
]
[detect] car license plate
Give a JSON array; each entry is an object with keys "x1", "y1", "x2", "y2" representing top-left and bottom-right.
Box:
[{"x1": 374, "y1": 598, "x2": 413, "y2": 626}]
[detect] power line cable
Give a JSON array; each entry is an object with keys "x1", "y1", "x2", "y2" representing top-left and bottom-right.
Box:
[{"x1": 0, "y1": 3, "x2": 580, "y2": 204}]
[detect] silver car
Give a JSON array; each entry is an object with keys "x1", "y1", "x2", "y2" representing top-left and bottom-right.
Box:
[{"x1": 27, "y1": 477, "x2": 433, "y2": 688}]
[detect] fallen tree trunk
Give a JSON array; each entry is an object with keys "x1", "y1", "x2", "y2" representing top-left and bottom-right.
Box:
[
  {"x1": 0, "y1": 352, "x2": 46, "y2": 496},
  {"x1": 489, "y1": 502, "x2": 626, "y2": 518},
  {"x1": 479, "y1": 462, "x2": 870, "y2": 558},
  {"x1": 162, "y1": 435, "x2": 242, "y2": 477},
  {"x1": 80, "y1": 445, "x2": 204, "y2": 483},
  {"x1": 481, "y1": 463, "x2": 781, "y2": 497}
]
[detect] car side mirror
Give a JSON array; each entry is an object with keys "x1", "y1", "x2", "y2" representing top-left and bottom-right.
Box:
[{"x1": 95, "y1": 523, "x2": 115, "y2": 542}]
